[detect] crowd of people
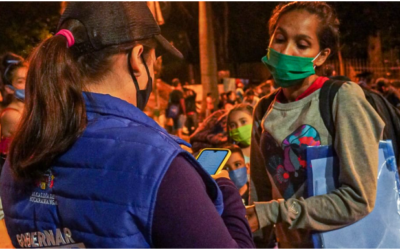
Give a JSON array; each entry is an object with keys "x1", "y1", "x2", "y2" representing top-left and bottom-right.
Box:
[{"x1": 0, "y1": 1, "x2": 399, "y2": 248}]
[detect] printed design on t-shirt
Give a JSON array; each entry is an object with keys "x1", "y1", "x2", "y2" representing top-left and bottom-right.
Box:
[
  {"x1": 282, "y1": 124, "x2": 321, "y2": 174},
  {"x1": 261, "y1": 124, "x2": 321, "y2": 199}
]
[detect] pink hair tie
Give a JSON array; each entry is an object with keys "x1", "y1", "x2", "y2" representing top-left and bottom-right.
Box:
[{"x1": 55, "y1": 29, "x2": 75, "y2": 48}]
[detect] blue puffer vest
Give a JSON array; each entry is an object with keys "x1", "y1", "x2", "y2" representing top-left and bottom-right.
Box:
[{"x1": 0, "y1": 92, "x2": 223, "y2": 248}]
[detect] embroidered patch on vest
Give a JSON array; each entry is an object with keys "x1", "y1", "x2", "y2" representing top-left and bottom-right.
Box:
[
  {"x1": 35, "y1": 169, "x2": 54, "y2": 190},
  {"x1": 29, "y1": 170, "x2": 57, "y2": 206},
  {"x1": 15, "y1": 228, "x2": 85, "y2": 248}
]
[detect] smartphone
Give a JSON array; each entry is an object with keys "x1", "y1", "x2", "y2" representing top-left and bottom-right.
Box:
[{"x1": 196, "y1": 148, "x2": 231, "y2": 175}]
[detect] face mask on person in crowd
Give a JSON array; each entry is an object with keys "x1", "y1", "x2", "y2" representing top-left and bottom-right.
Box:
[
  {"x1": 261, "y1": 48, "x2": 321, "y2": 88},
  {"x1": 229, "y1": 124, "x2": 252, "y2": 147},
  {"x1": 7, "y1": 85, "x2": 25, "y2": 101},
  {"x1": 229, "y1": 167, "x2": 248, "y2": 189}
]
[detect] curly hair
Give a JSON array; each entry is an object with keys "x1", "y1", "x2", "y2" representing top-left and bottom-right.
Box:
[{"x1": 268, "y1": 2, "x2": 340, "y2": 55}]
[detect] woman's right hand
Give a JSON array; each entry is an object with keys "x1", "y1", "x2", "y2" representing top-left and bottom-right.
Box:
[
  {"x1": 211, "y1": 169, "x2": 230, "y2": 180},
  {"x1": 245, "y1": 205, "x2": 260, "y2": 232}
]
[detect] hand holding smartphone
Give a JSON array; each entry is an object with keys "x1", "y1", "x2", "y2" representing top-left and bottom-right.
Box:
[{"x1": 196, "y1": 148, "x2": 231, "y2": 175}]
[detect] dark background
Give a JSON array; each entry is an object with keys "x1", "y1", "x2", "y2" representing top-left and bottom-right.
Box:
[{"x1": 0, "y1": 2, "x2": 399, "y2": 82}]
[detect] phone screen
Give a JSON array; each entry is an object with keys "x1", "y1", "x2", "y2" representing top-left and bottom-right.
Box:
[{"x1": 197, "y1": 150, "x2": 230, "y2": 175}]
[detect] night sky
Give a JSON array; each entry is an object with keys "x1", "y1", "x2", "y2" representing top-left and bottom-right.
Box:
[
  {"x1": 1, "y1": 2, "x2": 400, "y2": 82},
  {"x1": 161, "y1": 2, "x2": 400, "y2": 62}
]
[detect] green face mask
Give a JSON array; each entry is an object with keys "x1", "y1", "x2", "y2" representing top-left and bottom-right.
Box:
[
  {"x1": 229, "y1": 124, "x2": 252, "y2": 147},
  {"x1": 261, "y1": 48, "x2": 320, "y2": 88}
]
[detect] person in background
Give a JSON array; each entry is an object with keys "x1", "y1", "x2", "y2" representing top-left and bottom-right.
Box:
[
  {"x1": 258, "y1": 80, "x2": 274, "y2": 98},
  {"x1": 224, "y1": 145, "x2": 249, "y2": 205},
  {"x1": 236, "y1": 80, "x2": 245, "y2": 102},
  {"x1": 0, "y1": 53, "x2": 27, "y2": 248},
  {"x1": 205, "y1": 92, "x2": 215, "y2": 119},
  {"x1": 225, "y1": 91, "x2": 238, "y2": 111},
  {"x1": 0, "y1": 3, "x2": 254, "y2": 248},
  {"x1": 375, "y1": 77, "x2": 400, "y2": 109},
  {"x1": 183, "y1": 83, "x2": 198, "y2": 135},
  {"x1": 243, "y1": 89, "x2": 260, "y2": 107},
  {"x1": 218, "y1": 92, "x2": 227, "y2": 110},
  {"x1": 168, "y1": 78, "x2": 186, "y2": 138},
  {"x1": 323, "y1": 64, "x2": 336, "y2": 77},
  {"x1": 329, "y1": 75, "x2": 351, "y2": 82},
  {"x1": 248, "y1": 2, "x2": 383, "y2": 248},
  {"x1": 356, "y1": 71, "x2": 373, "y2": 89},
  {"x1": 0, "y1": 53, "x2": 27, "y2": 167},
  {"x1": 227, "y1": 103, "x2": 254, "y2": 166}
]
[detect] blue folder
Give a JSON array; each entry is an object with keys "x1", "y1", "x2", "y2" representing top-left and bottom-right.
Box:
[{"x1": 306, "y1": 141, "x2": 400, "y2": 248}]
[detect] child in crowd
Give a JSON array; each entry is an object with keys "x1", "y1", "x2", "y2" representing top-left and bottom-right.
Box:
[
  {"x1": 224, "y1": 145, "x2": 249, "y2": 205},
  {"x1": 227, "y1": 103, "x2": 254, "y2": 165}
]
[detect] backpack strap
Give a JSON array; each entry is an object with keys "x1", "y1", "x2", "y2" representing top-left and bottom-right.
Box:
[
  {"x1": 319, "y1": 79, "x2": 345, "y2": 138},
  {"x1": 261, "y1": 91, "x2": 279, "y2": 116}
]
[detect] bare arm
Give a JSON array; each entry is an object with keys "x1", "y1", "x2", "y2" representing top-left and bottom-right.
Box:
[{"x1": 1, "y1": 109, "x2": 22, "y2": 138}]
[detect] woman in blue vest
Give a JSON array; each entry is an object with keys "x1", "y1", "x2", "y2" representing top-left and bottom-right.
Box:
[{"x1": 0, "y1": 3, "x2": 254, "y2": 248}]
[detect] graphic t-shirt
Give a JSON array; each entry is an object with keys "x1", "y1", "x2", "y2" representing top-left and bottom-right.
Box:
[{"x1": 251, "y1": 80, "x2": 384, "y2": 248}]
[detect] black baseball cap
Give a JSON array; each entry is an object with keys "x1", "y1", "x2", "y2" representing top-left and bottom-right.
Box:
[{"x1": 58, "y1": 2, "x2": 183, "y2": 59}]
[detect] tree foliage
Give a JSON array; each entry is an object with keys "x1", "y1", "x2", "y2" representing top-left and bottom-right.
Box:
[
  {"x1": 1, "y1": 2, "x2": 400, "y2": 65},
  {"x1": 0, "y1": 3, "x2": 60, "y2": 58}
]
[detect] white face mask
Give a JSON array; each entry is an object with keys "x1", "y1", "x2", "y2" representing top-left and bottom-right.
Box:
[{"x1": 312, "y1": 51, "x2": 323, "y2": 69}]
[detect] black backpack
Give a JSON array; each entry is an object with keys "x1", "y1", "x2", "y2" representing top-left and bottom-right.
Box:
[
  {"x1": 319, "y1": 79, "x2": 400, "y2": 172},
  {"x1": 257, "y1": 79, "x2": 400, "y2": 171}
]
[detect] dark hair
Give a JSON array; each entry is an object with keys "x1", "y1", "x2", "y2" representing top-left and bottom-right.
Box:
[
  {"x1": 245, "y1": 89, "x2": 255, "y2": 97},
  {"x1": 226, "y1": 103, "x2": 254, "y2": 145},
  {"x1": 171, "y1": 78, "x2": 181, "y2": 87},
  {"x1": 269, "y1": 2, "x2": 340, "y2": 55},
  {"x1": 9, "y1": 19, "x2": 156, "y2": 179},
  {"x1": 226, "y1": 91, "x2": 235, "y2": 98},
  {"x1": 330, "y1": 75, "x2": 350, "y2": 82},
  {"x1": 0, "y1": 53, "x2": 28, "y2": 106},
  {"x1": 224, "y1": 144, "x2": 244, "y2": 162},
  {"x1": 376, "y1": 78, "x2": 390, "y2": 88},
  {"x1": 324, "y1": 65, "x2": 335, "y2": 77}
]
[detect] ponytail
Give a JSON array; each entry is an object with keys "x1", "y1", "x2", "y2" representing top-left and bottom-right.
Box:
[
  {"x1": 9, "y1": 18, "x2": 157, "y2": 179},
  {"x1": 9, "y1": 35, "x2": 86, "y2": 179}
]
